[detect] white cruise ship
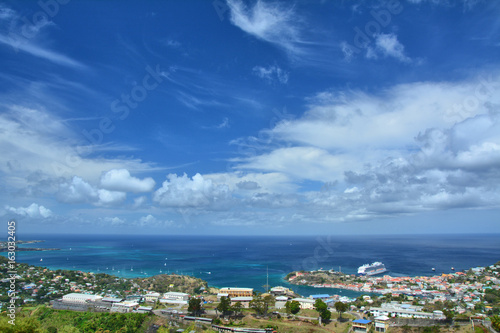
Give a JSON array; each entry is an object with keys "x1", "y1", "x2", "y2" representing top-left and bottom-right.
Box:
[{"x1": 357, "y1": 262, "x2": 388, "y2": 276}]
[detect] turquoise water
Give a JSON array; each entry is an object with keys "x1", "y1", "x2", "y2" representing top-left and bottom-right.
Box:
[{"x1": 4, "y1": 233, "x2": 500, "y2": 298}]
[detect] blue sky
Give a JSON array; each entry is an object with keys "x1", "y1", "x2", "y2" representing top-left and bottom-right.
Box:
[{"x1": 1, "y1": 0, "x2": 499, "y2": 235}]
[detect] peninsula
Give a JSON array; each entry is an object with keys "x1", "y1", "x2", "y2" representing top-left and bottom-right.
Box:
[{"x1": 0, "y1": 239, "x2": 60, "y2": 252}]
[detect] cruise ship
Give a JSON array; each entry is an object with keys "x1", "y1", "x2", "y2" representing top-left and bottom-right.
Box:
[{"x1": 357, "y1": 262, "x2": 388, "y2": 276}]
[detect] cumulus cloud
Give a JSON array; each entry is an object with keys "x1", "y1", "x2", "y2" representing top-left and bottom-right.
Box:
[
  {"x1": 253, "y1": 65, "x2": 289, "y2": 84},
  {"x1": 153, "y1": 173, "x2": 230, "y2": 208},
  {"x1": 102, "y1": 216, "x2": 125, "y2": 225},
  {"x1": 57, "y1": 176, "x2": 98, "y2": 204},
  {"x1": 100, "y1": 169, "x2": 155, "y2": 193},
  {"x1": 229, "y1": 74, "x2": 500, "y2": 221},
  {"x1": 5, "y1": 203, "x2": 53, "y2": 218},
  {"x1": 57, "y1": 176, "x2": 126, "y2": 206},
  {"x1": 138, "y1": 214, "x2": 174, "y2": 227}
]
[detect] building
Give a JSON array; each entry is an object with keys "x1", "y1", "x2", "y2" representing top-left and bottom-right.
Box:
[
  {"x1": 62, "y1": 293, "x2": 103, "y2": 304},
  {"x1": 274, "y1": 296, "x2": 289, "y2": 309},
  {"x1": 291, "y1": 298, "x2": 315, "y2": 310},
  {"x1": 311, "y1": 294, "x2": 330, "y2": 300},
  {"x1": 270, "y1": 286, "x2": 290, "y2": 296},
  {"x1": 136, "y1": 306, "x2": 153, "y2": 313},
  {"x1": 230, "y1": 296, "x2": 253, "y2": 308},
  {"x1": 352, "y1": 319, "x2": 372, "y2": 332},
  {"x1": 219, "y1": 287, "x2": 253, "y2": 298},
  {"x1": 102, "y1": 297, "x2": 123, "y2": 304},
  {"x1": 160, "y1": 291, "x2": 190, "y2": 305},
  {"x1": 374, "y1": 316, "x2": 390, "y2": 332},
  {"x1": 144, "y1": 292, "x2": 161, "y2": 303},
  {"x1": 369, "y1": 305, "x2": 445, "y2": 319},
  {"x1": 111, "y1": 301, "x2": 139, "y2": 313},
  {"x1": 163, "y1": 292, "x2": 189, "y2": 301}
]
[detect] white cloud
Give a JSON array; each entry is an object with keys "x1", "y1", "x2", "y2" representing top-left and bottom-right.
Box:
[
  {"x1": 0, "y1": 4, "x2": 84, "y2": 68},
  {"x1": 57, "y1": 176, "x2": 126, "y2": 206},
  {"x1": 132, "y1": 196, "x2": 147, "y2": 209},
  {"x1": 102, "y1": 216, "x2": 125, "y2": 225},
  {"x1": 226, "y1": 0, "x2": 305, "y2": 57},
  {"x1": 236, "y1": 146, "x2": 355, "y2": 182},
  {"x1": 153, "y1": 173, "x2": 230, "y2": 208},
  {"x1": 96, "y1": 189, "x2": 126, "y2": 206},
  {"x1": 5, "y1": 203, "x2": 53, "y2": 218},
  {"x1": 58, "y1": 176, "x2": 98, "y2": 204},
  {"x1": 227, "y1": 73, "x2": 500, "y2": 221},
  {"x1": 100, "y1": 169, "x2": 155, "y2": 193},
  {"x1": 371, "y1": 33, "x2": 411, "y2": 63},
  {"x1": 0, "y1": 106, "x2": 158, "y2": 192},
  {"x1": 253, "y1": 65, "x2": 289, "y2": 84},
  {"x1": 138, "y1": 214, "x2": 174, "y2": 227}
]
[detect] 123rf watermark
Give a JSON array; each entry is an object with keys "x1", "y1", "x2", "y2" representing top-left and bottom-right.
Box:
[{"x1": 6, "y1": 220, "x2": 17, "y2": 325}]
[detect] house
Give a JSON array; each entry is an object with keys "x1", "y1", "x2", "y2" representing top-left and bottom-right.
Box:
[
  {"x1": 144, "y1": 292, "x2": 161, "y2": 303},
  {"x1": 374, "y1": 316, "x2": 390, "y2": 332},
  {"x1": 291, "y1": 298, "x2": 315, "y2": 310},
  {"x1": 352, "y1": 319, "x2": 372, "y2": 332}
]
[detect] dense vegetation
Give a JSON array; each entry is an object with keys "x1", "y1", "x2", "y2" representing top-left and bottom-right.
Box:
[
  {"x1": 0, "y1": 306, "x2": 150, "y2": 333},
  {"x1": 132, "y1": 273, "x2": 207, "y2": 294}
]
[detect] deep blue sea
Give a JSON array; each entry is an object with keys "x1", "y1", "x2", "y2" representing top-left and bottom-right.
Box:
[{"x1": 3, "y1": 234, "x2": 500, "y2": 298}]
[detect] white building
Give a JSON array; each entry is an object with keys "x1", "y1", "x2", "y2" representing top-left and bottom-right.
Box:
[
  {"x1": 144, "y1": 292, "x2": 161, "y2": 303},
  {"x1": 111, "y1": 301, "x2": 139, "y2": 313},
  {"x1": 291, "y1": 298, "x2": 315, "y2": 310},
  {"x1": 62, "y1": 293, "x2": 103, "y2": 304},
  {"x1": 163, "y1": 292, "x2": 189, "y2": 301},
  {"x1": 160, "y1": 291, "x2": 190, "y2": 305}
]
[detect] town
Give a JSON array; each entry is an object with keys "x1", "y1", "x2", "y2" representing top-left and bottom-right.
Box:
[{"x1": 1, "y1": 255, "x2": 499, "y2": 332}]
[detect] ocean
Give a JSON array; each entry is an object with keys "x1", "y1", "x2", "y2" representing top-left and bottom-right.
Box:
[{"x1": 5, "y1": 233, "x2": 500, "y2": 298}]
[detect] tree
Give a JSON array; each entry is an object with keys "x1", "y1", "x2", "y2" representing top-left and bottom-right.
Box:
[
  {"x1": 250, "y1": 294, "x2": 274, "y2": 316},
  {"x1": 491, "y1": 315, "x2": 500, "y2": 332},
  {"x1": 217, "y1": 296, "x2": 231, "y2": 318},
  {"x1": 232, "y1": 301, "x2": 243, "y2": 317},
  {"x1": 442, "y1": 309, "x2": 454, "y2": 322},
  {"x1": 188, "y1": 298, "x2": 202, "y2": 317},
  {"x1": 334, "y1": 301, "x2": 349, "y2": 320},
  {"x1": 315, "y1": 299, "x2": 328, "y2": 313},
  {"x1": 285, "y1": 300, "x2": 301, "y2": 315},
  {"x1": 315, "y1": 299, "x2": 331, "y2": 325},
  {"x1": 320, "y1": 308, "x2": 332, "y2": 323}
]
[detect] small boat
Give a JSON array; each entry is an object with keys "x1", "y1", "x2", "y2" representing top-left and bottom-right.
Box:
[
  {"x1": 451, "y1": 267, "x2": 455, "y2": 271},
  {"x1": 40, "y1": 258, "x2": 43, "y2": 262},
  {"x1": 432, "y1": 268, "x2": 435, "y2": 271}
]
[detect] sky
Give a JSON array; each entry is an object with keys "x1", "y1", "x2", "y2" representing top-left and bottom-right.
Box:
[{"x1": 0, "y1": 0, "x2": 499, "y2": 236}]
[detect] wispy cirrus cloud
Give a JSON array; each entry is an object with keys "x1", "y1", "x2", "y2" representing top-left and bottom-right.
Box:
[
  {"x1": 226, "y1": 0, "x2": 306, "y2": 58},
  {"x1": 253, "y1": 64, "x2": 289, "y2": 84},
  {"x1": 0, "y1": 3, "x2": 84, "y2": 69}
]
